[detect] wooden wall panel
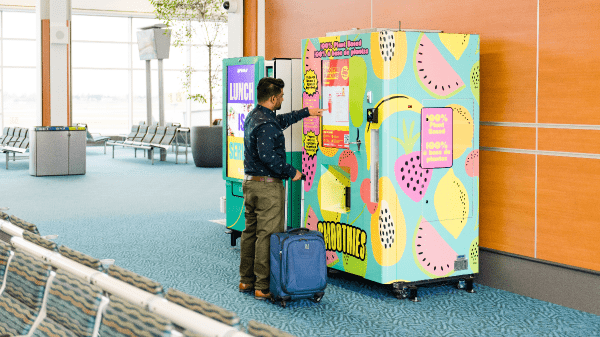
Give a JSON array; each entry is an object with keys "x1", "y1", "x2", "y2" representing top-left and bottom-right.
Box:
[
  {"x1": 265, "y1": 0, "x2": 370, "y2": 59},
  {"x1": 480, "y1": 125, "x2": 536, "y2": 150},
  {"x1": 539, "y1": 129, "x2": 600, "y2": 155},
  {"x1": 244, "y1": 0, "x2": 257, "y2": 57},
  {"x1": 538, "y1": 0, "x2": 600, "y2": 126},
  {"x1": 373, "y1": 0, "x2": 537, "y2": 124},
  {"x1": 42, "y1": 19, "x2": 51, "y2": 126},
  {"x1": 265, "y1": 0, "x2": 537, "y2": 123},
  {"x1": 537, "y1": 156, "x2": 600, "y2": 271},
  {"x1": 479, "y1": 150, "x2": 536, "y2": 257}
]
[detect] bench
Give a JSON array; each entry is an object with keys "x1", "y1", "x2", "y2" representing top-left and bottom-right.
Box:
[
  {"x1": 1, "y1": 128, "x2": 29, "y2": 169},
  {"x1": 76, "y1": 123, "x2": 111, "y2": 154}
]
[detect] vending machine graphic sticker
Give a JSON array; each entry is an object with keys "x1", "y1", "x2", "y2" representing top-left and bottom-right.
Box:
[
  {"x1": 226, "y1": 64, "x2": 255, "y2": 180},
  {"x1": 421, "y1": 107, "x2": 453, "y2": 169},
  {"x1": 322, "y1": 59, "x2": 350, "y2": 149}
]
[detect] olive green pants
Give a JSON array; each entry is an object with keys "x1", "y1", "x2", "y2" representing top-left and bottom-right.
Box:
[{"x1": 239, "y1": 180, "x2": 285, "y2": 291}]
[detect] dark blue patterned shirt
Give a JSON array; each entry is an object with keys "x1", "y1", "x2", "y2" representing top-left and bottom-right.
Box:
[{"x1": 244, "y1": 104, "x2": 309, "y2": 179}]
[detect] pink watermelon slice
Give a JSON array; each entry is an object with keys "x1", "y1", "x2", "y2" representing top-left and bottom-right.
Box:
[
  {"x1": 304, "y1": 205, "x2": 339, "y2": 267},
  {"x1": 302, "y1": 149, "x2": 317, "y2": 191},
  {"x1": 412, "y1": 217, "x2": 457, "y2": 278},
  {"x1": 326, "y1": 251, "x2": 339, "y2": 268},
  {"x1": 338, "y1": 150, "x2": 358, "y2": 182},
  {"x1": 304, "y1": 205, "x2": 319, "y2": 231},
  {"x1": 465, "y1": 149, "x2": 479, "y2": 177},
  {"x1": 414, "y1": 34, "x2": 465, "y2": 99}
]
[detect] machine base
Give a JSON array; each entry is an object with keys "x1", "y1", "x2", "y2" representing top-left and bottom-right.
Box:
[
  {"x1": 226, "y1": 229, "x2": 242, "y2": 246},
  {"x1": 392, "y1": 274, "x2": 476, "y2": 301}
]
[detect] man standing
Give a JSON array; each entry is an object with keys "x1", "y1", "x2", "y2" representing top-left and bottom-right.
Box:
[{"x1": 239, "y1": 77, "x2": 325, "y2": 300}]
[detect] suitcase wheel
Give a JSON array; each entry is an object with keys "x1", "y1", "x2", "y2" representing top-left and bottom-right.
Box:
[
  {"x1": 311, "y1": 294, "x2": 323, "y2": 303},
  {"x1": 280, "y1": 300, "x2": 287, "y2": 308}
]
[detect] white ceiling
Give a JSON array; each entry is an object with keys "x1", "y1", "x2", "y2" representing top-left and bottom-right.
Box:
[{"x1": 0, "y1": 0, "x2": 155, "y2": 13}]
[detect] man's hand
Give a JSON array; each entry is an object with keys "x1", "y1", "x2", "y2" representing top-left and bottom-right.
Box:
[
  {"x1": 308, "y1": 108, "x2": 326, "y2": 117},
  {"x1": 292, "y1": 170, "x2": 303, "y2": 181}
]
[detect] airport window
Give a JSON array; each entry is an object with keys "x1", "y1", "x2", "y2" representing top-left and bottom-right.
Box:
[{"x1": 0, "y1": 10, "x2": 227, "y2": 135}]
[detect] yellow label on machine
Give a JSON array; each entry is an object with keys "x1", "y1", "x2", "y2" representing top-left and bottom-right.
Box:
[{"x1": 227, "y1": 136, "x2": 244, "y2": 180}]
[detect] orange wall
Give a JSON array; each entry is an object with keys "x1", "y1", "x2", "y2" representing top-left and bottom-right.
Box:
[{"x1": 254, "y1": 0, "x2": 600, "y2": 272}]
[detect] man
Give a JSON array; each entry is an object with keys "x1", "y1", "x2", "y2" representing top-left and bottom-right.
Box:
[{"x1": 239, "y1": 77, "x2": 325, "y2": 300}]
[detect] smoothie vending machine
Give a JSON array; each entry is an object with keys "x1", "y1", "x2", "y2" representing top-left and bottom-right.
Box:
[
  {"x1": 301, "y1": 29, "x2": 480, "y2": 299},
  {"x1": 223, "y1": 57, "x2": 304, "y2": 245}
]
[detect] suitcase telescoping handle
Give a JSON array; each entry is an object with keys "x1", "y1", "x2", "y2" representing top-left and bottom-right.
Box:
[
  {"x1": 300, "y1": 174, "x2": 306, "y2": 228},
  {"x1": 284, "y1": 174, "x2": 306, "y2": 232}
]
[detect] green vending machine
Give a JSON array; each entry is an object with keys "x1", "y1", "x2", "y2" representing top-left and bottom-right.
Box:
[{"x1": 222, "y1": 57, "x2": 304, "y2": 245}]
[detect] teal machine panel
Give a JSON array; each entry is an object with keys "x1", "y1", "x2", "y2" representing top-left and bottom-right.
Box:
[
  {"x1": 222, "y1": 57, "x2": 304, "y2": 245},
  {"x1": 301, "y1": 30, "x2": 480, "y2": 297},
  {"x1": 223, "y1": 57, "x2": 264, "y2": 241}
]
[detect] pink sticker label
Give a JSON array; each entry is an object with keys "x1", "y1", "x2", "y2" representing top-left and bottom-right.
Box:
[{"x1": 421, "y1": 107, "x2": 453, "y2": 169}]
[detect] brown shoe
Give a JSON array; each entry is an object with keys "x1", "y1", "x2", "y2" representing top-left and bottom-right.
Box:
[
  {"x1": 254, "y1": 289, "x2": 272, "y2": 300},
  {"x1": 239, "y1": 283, "x2": 254, "y2": 293}
]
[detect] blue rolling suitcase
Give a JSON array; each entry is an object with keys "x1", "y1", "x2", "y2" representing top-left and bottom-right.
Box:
[{"x1": 269, "y1": 177, "x2": 327, "y2": 307}]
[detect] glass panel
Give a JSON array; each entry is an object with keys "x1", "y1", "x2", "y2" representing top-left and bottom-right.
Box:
[
  {"x1": 192, "y1": 45, "x2": 226, "y2": 72},
  {"x1": 3, "y1": 68, "x2": 36, "y2": 127},
  {"x1": 71, "y1": 15, "x2": 129, "y2": 42},
  {"x1": 72, "y1": 69, "x2": 129, "y2": 135},
  {"x1": 3, "y1": 12, "x2": 36, "y2": 39},
  {"x1": 191, "y1": 70, "x2": 222, "y2": 125},
  {"x1": 132, "y1": 69, "x2": 187, "y2": 126},
  {"x1": 72, "y1": 42, "x2": 129, "y2": 68},
  {"x1": 3, "y1": 40, "x2": 36, "y2": 67}
]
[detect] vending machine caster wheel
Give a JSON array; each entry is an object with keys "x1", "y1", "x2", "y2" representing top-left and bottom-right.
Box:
[
  {"x1": 465, "y1": 278, "x2": 476, "y2": 293},
  {"x1": 394, "y1": 286, "x2": 410, "y2": 300},
  {"x1": 408, "y1": 286, "x2": 420, "y2": 302}
]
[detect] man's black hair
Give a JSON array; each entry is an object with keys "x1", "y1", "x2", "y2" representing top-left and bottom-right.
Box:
[{"x1": 257, "y1": 77, "x2": 285, "y2": 103}]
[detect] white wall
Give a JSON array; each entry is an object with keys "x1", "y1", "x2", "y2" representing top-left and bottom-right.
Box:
[{"x1": 0, "y1": 0, "x2": 154, "y2": 13}]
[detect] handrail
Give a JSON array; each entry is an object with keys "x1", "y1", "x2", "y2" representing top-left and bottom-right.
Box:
[
  {"x1": 1, "y1": 223, "x2": 251, "y2": 337},
  {"x1": 0, "y1": 219, "x2": 24, "y2": 237}
]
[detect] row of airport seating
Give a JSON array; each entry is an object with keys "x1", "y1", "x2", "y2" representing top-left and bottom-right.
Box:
[
  {"x1": 0, "y1": 127, "x2": 30, "y2": 169},
  {"x1": 0, "y1": 211, "x2": 293, "y2": 337},
  {"x1": 76, "y1": 123, "x2": 111, "y2": 154},
  {"x1": 107, "y1": 124, "x2": 189, "y2": 165}
]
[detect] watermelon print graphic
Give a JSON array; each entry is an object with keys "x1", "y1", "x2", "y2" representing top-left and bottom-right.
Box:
[
  {"x1": 414, "y1": 33, "x2": 465, "y2": 99},
  {"x1": 393, "y1": 120, "x2": 432, "y2": 202},
  {"x1": 302, "y1": 149, "x2": 317, "y2": 191},
  {"x1": 412, "y1": 217, "x2": 456, "y2": 278}
]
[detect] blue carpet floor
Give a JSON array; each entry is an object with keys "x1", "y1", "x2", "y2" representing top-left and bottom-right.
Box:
[{"x1": 1, "y1": 146, "x2": 599, "y2": 336}]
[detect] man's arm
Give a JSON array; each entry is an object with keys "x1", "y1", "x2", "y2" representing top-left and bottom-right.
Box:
[
  {"x1": 276, "y1": 108, "x2": 326, "y2": 130},
  {"x1": 256, "y1": 124, "x2": 296, "y2": 178},
  {"x1": 275, "y1": 108, "x2": 310, "y2": 130}
]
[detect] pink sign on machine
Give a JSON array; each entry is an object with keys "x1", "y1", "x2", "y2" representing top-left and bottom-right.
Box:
[{"x1": 421, "y1": 107, "x2": 453, "y2": 169}]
